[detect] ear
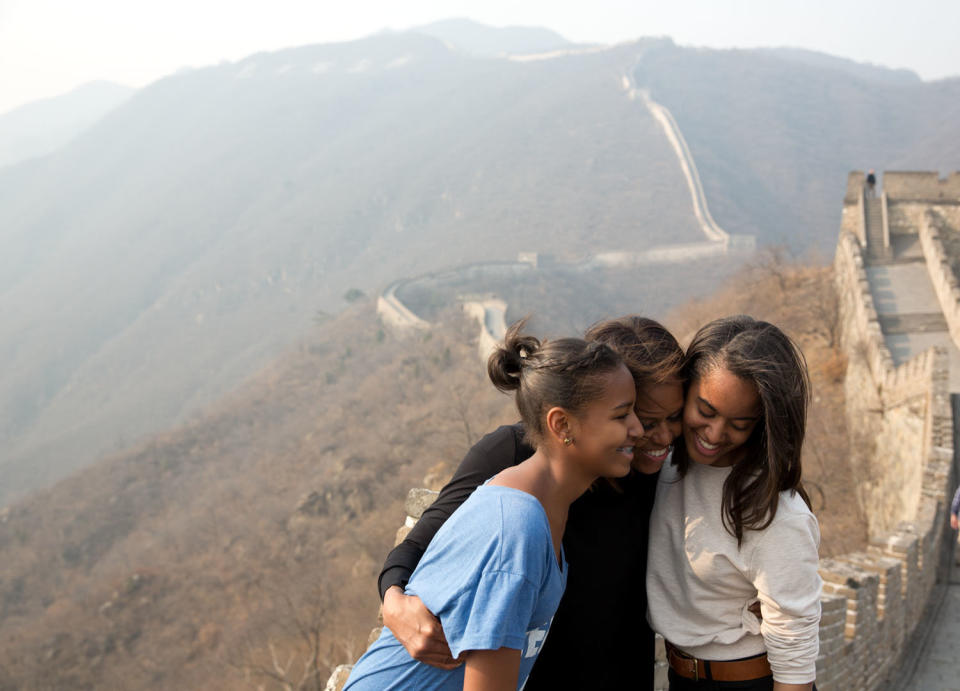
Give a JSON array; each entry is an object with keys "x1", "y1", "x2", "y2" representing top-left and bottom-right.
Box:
[{"x1": 545, "y1": 406, "x2": 576, "y2": 445}]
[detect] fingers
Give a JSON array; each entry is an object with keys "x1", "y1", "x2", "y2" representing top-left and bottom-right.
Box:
[
  {"x1": 420, "y1": 653, "x2": 464, "y2": 670},
  {"x1": 382, "y1": 589, "x2": 459, "y2": 667}
]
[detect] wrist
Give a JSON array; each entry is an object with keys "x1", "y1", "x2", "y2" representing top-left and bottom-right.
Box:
[{"x1": 383, "y1": 586, "x2": 405, "y2": 614}]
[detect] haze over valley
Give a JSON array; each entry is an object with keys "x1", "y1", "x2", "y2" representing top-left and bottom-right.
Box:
[
  {"x1": 0, "y1": 14, "x2": 958, "y2": 689},
  {"x1": 2, "y1": 21, "x2": 958, "y2": 505}
]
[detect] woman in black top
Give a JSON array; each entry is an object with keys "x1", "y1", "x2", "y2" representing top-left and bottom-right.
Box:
[{"x1": 378, "y1": 316, "x2": 686, "y2": 690}]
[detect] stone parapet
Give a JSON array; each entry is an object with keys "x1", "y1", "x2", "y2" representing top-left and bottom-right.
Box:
[
  {"x1": 845, "y1": 171, "x2": 867, "y2": 205},
  {"x1": 834, "y1": 230, "x2": 895, "y2": 383},
  {"x1": 919, "y1": 209, "x2": 960, "y2": 351},
  {"x1": 883, "y1": 171, "x2": 960, "y2": 202},
  {"x1": 826, "y1": 187, "x2": 956, "y2": 689}
]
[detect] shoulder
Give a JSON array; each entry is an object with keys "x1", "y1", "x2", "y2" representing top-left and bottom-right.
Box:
[
  {"x1": 476, "y1": 487, "x2": 551, "y2": 548},
  {"x1": 471, "y1": 485, "x2": 548, "y2": 531},
  {"x1": 752, "y1": 493, "x2": 820, "y2": 555},
  {"x1": 438, "y1": 486, "x2": 552, "y2": 579}
]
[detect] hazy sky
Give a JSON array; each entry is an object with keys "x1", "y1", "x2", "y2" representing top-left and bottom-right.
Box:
[{"x1": 1, "y1": 0, "x2": 958, "y2": 115}]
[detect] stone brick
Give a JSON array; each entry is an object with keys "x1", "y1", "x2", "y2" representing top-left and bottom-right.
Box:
[{"x1": 404, "y1": 487, "x2": 438, "y2": 519}]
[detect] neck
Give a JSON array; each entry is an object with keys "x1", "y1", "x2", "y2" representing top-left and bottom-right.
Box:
[{"x1": 514, "y1": 449, "x2": 600, "y2": 520}]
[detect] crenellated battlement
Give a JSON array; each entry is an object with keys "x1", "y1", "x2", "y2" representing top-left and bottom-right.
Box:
[
  {"x1": 825, "y1": 172, "x2": 958, "y2": 690},
  {"x1": 882, "y1": 171, "x2": 960, "y2": 202}
]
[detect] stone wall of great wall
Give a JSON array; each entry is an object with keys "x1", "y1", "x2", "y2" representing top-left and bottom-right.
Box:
[
  {"x1": 328, "y1": 175, "x2": 960, "y2": 690},
  {"x1": 919, "y1": 208, "x2": 960, "y2": 352},
  {"x1": 820, "y1": 172, "x2": 957, "y2": 690}
]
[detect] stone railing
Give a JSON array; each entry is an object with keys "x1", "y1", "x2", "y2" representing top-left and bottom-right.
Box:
[
  {"x1": 815, "y1": 355, "x2": 951, "y2": 690},
  {"x1": 824, "y1": 225, "x2": 955, "y2": 690},
  {"x1": 834, "y1": 231, "x2": 895, "y2": 387},
  {"x1": 377, "y1": 278, "x2": 431, "y2": 330},
  {"x1": 883, "y1": 171, "x2": 960, "y2": 202},
  {"x1": 919, "y1": 210, "x2": 960, "y2": 352}
]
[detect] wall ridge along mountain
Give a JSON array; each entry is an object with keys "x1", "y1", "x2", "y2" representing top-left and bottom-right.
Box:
[{"x1": 376, "y1": 44, "x2": 755, "y2": 343}]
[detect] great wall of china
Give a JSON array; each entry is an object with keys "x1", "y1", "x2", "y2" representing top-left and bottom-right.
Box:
[
  {"x1": 327, "y1": 170, "x2": 960, "y2": 691},
  {"x1": 376, "y1": 75, "x2": 753, "y2": 355}
]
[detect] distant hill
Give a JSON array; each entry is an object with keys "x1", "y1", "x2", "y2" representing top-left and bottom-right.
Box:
[
  {"x1": 411, "y1": 18, "x2": 574, "y2": 56},
  {"x1": 634, "y1": 42, "x2": 960, "y2": 251},
  {"x1": 0, "y1": 81, "x2": 134, "y2": 168},
  {"x1": 1, "y1": 24, "x2": 959, "y2": 505},
  {"x1": 0, "y1": 32, "x2": 701, "y2": 503},
  {"x1": 758, "y1": 47, "x2": 921, "y2": 86}
]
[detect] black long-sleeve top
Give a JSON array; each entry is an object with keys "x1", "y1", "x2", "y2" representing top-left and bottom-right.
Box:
[{"x1": 378, "y1": 423, "x2": 658, "y2": 691}]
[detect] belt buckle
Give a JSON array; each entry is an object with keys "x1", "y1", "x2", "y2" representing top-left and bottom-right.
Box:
[{"x1": 688, "y1": 657, "x2": 699, "y2": 682}]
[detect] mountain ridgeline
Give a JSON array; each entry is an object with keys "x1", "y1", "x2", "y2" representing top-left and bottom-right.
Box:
[{"x1": 0, "y1": 22, "x2": 958, "y2": 506}]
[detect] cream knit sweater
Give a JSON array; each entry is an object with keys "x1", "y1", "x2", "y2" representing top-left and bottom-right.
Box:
[{"x1": 646, "y1": 460, "x2": 821, "y2": 685}]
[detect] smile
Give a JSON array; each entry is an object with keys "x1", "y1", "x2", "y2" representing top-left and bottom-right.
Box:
[
  {"x1": 694, "y1": 433, "x2": 721, "y2": 455},
  {"x1": 616, "y1": 446, "x2": 635, "y2": 459},
  {"x1": 640, "y1": 446, "x2": 671, "y2": 461}
]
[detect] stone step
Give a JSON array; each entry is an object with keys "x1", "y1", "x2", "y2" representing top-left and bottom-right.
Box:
[
  {"x1": 863, "y1": 198, "x2": 891, "y2": 262},
  {"x1": 878, "y1": 312, "x2": 949, "y2": 334},
  {"x1": 892, "y1": 234, "x2": 924, "y2": 261}
]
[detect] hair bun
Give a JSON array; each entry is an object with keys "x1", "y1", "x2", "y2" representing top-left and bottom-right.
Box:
[{"x1": 488, "y1": 319, "x2": 541, "y2": 392}]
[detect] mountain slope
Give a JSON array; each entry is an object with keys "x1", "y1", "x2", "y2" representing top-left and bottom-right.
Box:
[
  {"x1": 0, "y1": 258, "x2": 865, "y2": 690},
  {"x1": 0, "y1": 33, "x2": 700, "y2": 503},
  {"x1": 0, "y1": 81, "x2": 134, "y2": 169},
  {"x1": 3, "y1": 28, "x2": 960, "y2": 505},
  {"x1": 634, "y1": 42, "x2": 960, "y2": 252},
  {"x1": 411, "y1": 18, "x2": 573, "y2": 56}
]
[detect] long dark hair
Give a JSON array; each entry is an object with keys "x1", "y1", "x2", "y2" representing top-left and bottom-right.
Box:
[
  {"x1": 488, "y1": 319, "x2": 625, "y2": 448},
  {"x1": 673, "y1": 315, "x2": 811, "y2": 545}
]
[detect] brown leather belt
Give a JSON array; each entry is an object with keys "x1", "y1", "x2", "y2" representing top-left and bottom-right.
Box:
[{"x1": 665, "y1": 640, "x2": 772, "y2": 682}]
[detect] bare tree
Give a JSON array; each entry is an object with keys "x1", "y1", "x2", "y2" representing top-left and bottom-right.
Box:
[{"x1": 227, "y1": 580, "x2": 344, "y2": 691}]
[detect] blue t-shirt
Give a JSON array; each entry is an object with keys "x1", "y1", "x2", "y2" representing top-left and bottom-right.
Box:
[{"x1": 344, "y1": 484, "x2": 568, "y2": 690}]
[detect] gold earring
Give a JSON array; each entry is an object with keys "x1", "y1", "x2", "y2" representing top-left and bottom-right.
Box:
[{"x1": 563, "y1": 437, "x2": 573, "y2": 446}]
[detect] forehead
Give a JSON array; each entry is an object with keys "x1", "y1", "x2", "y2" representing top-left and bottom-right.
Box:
[
  {"x1": 693, "y1": 367, "x2": 760, "y2": 417},
  {"x1": 594, "y1": 364, "x2": 637, "y2": 403},
  {"x1": 636, "y1": 380, "x2": 684, "y2": 414}
]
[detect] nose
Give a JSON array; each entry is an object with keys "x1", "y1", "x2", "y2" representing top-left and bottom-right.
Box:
[
  {"x1": 649, "y1": 421, "x2": 673, "y2": 446},
  {"x1": 701, "y1": 419, "x2": 724, "y2": 444},
  {"x1": 627, "y1": 410, "x2": 644, "y2": 442}
]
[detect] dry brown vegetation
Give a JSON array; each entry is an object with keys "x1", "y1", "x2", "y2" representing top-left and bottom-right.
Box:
[
  {"x1": 0, "y1": 254, "x2": 864, "y2": 689},
  {"x1": 0, "y1": 303, "x2": 514, "y2": 690}
]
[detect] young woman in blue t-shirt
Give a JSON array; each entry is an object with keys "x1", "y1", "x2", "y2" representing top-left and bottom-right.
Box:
[{"x1": 344, "y1": 320, "x2": 644, "y2": 691}]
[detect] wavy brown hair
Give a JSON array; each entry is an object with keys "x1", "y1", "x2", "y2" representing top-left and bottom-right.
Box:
[
  {"x1": 672, "y1": 315, "x2": 811, "y2": 545},
  {"x1": 584, "y1": 316, "x2": 685, "y2": 396}
]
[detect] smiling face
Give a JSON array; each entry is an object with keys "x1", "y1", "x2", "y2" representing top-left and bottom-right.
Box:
[
  {"x1": 683, "y1": 365, "x2": 761, "y2": 468},
  {"x1": 566, "y1": 364, "x2": 644, "y2": 479},
  {"x1": 633, "y1": 379, "x2": 684, "y2": 474}
]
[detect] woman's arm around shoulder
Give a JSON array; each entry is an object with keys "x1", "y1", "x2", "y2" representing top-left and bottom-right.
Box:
[
  {"x1": 378, "y1": 423, "x2": 530, "y2": 597},
  {"x1": 377, "y1": 424, "x2": 531, "y2": 667}
]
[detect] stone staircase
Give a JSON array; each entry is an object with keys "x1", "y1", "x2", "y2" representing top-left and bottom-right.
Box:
[{"x1": 864, "y1": 196, "x2": 893, "y2": 263}]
